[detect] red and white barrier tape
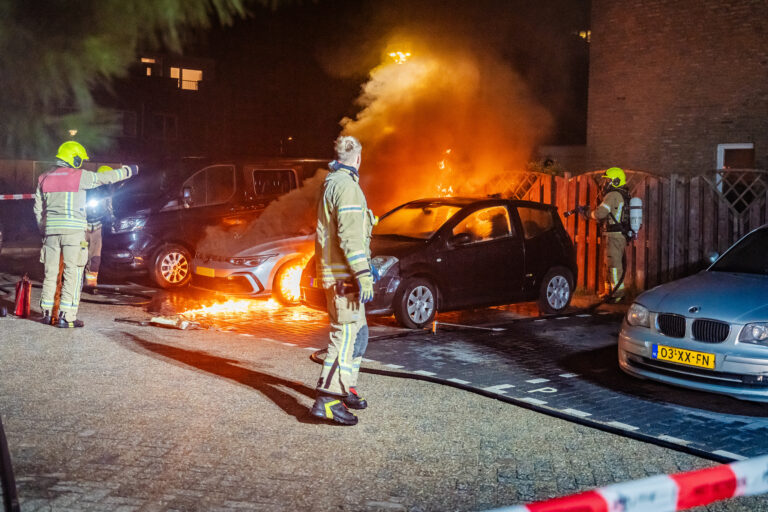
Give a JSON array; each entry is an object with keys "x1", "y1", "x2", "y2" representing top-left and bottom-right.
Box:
[
  {"x1": 486, "y1": 454, "x2": 768, "y2": 512},
  {"x1": 0, "y1": 194, "x2": 34, "y2": 200}
]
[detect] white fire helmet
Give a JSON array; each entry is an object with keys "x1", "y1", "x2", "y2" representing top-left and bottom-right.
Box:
[{"x1": 334, "y1": 135, "x2": 362, "y2": 165}]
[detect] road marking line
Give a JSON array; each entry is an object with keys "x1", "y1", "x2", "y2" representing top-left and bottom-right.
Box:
[
  {"x1": 413, "y1": 370, "x2": 437, "y2": 376},
  {"x1": 384, "y1": 364, "x2": 404, "y2": 369},
  {"x1": 482, "y1": 384, "x2": 515, "y2": 393},
  {"x1": 239, "y1": 334, "x2": 253, "y2": 337},
  {"x1": 303, "y1": 347, "x2": 322, "y2": 351},
  {"x1": 362, "y1": 358, "x2": 377, "y2": 363},
  {"x1": 559, "y1": 373, "x2": 579, "y2": 378},
  {"x1": 713, "y1": 450, "x2": 747, "y2": 461},
  {"x1": 555, "y1": 316, "x2": 569, "y2": 320},
  {"x1": 561, "y1": 408, "x2": 592, "y2": 418},
  {"x1": 447, "y1": 378, "x2": 471, "y2": 385},
  {"x1": 534, "y1": 319, "x2": 547, "y2": 322},
  {"x1": 658, "y1": 435, "x2": 691, "y2": 445},
  {"x1": 519, "y1": 397, "x2": 547, "y2": 405},
  {"x1": 282, "y1": 342, "x2": 297, "y2": 346},
  {"x1": 576, "y1": 314, "x2": 592, "y2": 318},
  {"x1": 606, "y1": 421, "x2": 639, "y2": 431},
  {"x1": 526, "y1": 378, "x2": 550, "y2": 384}
]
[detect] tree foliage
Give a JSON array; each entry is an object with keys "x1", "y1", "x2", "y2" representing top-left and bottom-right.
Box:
[{"x1": 0, "y1": 0, "x2": 265, "y2": 158}]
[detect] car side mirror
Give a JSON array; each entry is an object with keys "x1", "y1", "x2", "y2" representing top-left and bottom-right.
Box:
[
  {"x1": 182, "y1": 186, "x2": 192, "y2": 207},
  {"x1": 450, "y1": 232, "x2": 472, "y2": 246}
]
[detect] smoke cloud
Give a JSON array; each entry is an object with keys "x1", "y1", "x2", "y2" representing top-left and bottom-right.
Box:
[{"x1": 342, "y1": 32, "x2": 552, "y2": 212}]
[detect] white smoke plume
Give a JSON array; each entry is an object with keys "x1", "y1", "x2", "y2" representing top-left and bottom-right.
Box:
[
  {"x1": 342, "y1": 33, "x2": 552, "y2": 212},
  {"x1": 197, "y1": 169, "x2": 327, "y2": 255}
]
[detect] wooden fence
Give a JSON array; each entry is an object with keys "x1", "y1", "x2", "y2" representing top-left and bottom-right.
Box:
[{"x1": 494, "y1": 168, "x2": 768, "y2": 295}]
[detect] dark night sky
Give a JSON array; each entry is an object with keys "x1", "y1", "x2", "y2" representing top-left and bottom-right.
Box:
[{"x1": 186, "y1": 0, "x2": 590, "y2": 156}]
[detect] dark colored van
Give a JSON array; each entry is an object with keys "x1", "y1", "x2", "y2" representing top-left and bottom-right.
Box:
[{"x1": 102, "y1": 157, "x2": 326, "y2": 288}]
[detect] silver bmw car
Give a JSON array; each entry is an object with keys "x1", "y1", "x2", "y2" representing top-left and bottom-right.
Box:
[
  {"x1": 619, "y1": 225, "x2": 768, "y2": 402},
  {"x1": 191, "y1": 234, "x2": 314, "y2": 305}
]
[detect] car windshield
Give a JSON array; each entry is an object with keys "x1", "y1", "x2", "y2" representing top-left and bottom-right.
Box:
[
  {"x1": 709, "y1": 227, "x2": 768, "y2": 275},
  {"x1": 374, "y1": 203, "x2": 463, "y2": 240}
]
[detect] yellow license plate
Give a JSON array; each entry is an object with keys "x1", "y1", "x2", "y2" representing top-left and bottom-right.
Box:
[
  {"x1": 652, "y1": 344, "x2": 715, "y2": 369},
  {"x1": 195, "y1": 266, "x2": 215, "y2": 277}
]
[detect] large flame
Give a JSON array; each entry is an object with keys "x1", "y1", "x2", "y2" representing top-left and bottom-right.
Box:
[
  {"x1": 277, "y1": 255, "x2": 312, "y2": 303},
  {"x1": 181, "y1": 299, "x2": 280, "y2": 320}
]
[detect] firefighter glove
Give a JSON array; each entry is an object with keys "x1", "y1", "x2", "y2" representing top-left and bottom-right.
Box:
[
  {"x1": 370, "y1": 264, "x2": 381, "y2": 283},
  {"x1": 125, "y1": 164, "x2": 139, "y2": 177},
  {"x1": 356, "y1": 273, "x2": 374, "y2": 304}
]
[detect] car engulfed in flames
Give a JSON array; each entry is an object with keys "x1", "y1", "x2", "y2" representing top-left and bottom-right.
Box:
[{"x1": 190, "y1": 234, "x2": 314, "y2": 305}]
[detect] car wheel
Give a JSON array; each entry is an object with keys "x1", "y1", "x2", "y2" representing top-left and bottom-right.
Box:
[
  {"x1": 151, "y1": 243, "x2": 192, "y2": 288},
  {"x1": 537, "y1": 266, "x2": 574, "y2": 314},
  {"x1": 273, "y1": 258, "x2": 304, "y2": 306},
  {"x1": 394, "y1": 278, "x2": 437, "y2": 329}
]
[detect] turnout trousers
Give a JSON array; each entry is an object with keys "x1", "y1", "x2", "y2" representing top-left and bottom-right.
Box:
[
  {"x1": 85, "y1": 226, "x2": 102, "y2": 285},
  {"x1": 317, "y1": 287, "x2": 369, "y2": 396},
  {"x1": 40, "y1": 232, "x2": 88, "y2": 320},
  {"x1": 603, "y1": 232, "x2": 626, "y2": 298}
]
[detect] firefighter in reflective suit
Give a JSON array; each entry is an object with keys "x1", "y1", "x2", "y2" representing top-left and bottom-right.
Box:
[
  {"x1": 589, "y1": 167, "x2": 630, "y2": 302},
  {"x1": 84, "y1": 165, "x2": 116, "y2": 289},
  {"x1": 310, "y1": 135, "x2": 374, "y2": 426},
  {"x1": 33, "y1": 141, "x2": 136, "y2": 327}
]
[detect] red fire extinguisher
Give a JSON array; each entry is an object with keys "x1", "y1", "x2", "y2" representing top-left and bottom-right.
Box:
[{"x1": 14, "y1": 274, "x2": 31, "y2": 318}]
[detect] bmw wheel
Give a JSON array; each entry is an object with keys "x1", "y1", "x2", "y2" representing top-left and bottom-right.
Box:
[
  {"x1": 394, "y1": 278, "x2": 437, "y2": 329},
  {"x1": 151, "y1": 243, "x2": 192, "y2": 288},
  {"x1": 537, "y1": 266, "x2": 573, "y2": 314}
]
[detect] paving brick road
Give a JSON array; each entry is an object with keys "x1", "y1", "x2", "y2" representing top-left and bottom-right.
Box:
[{"x1": 1, "y1": 263, "x2": 767, "y2": 511}]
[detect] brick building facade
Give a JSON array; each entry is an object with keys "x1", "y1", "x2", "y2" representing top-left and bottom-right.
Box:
[{"x1": 587, "y1": 0, "x2": 768, "y2": 174}]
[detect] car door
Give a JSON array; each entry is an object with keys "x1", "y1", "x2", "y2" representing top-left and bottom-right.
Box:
[
  {"x1": 179, "y1": 164, "x2": 237, "y2": 246},
  {"x1": 438, "y1": 204, "x2": 525, "y2": 308}
]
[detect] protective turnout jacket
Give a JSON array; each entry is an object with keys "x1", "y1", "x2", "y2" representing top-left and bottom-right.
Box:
[
  {"x1": 34, "y1": 164, "x2": 132, "y2": 235},
  {"x1": 591, "y1": 189, "x2": 627, "y2": 234},
  {"x1": 316, "y1": 165, "x2": 372, "y2": 288}
]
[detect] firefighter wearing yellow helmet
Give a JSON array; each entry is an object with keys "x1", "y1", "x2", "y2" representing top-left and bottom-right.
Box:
[
  {"x1": 33, "y1": 141, "x2": 137, "y2": 327},
  {"x1": 588, "y1": 167, "x2": 630, "y2": 302}
]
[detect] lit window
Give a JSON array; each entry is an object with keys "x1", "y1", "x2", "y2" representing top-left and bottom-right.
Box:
[
  {"x1": 170, "y1": 67, "x2": 180, "y2": 79},
  {"x1": 146, "y1": 67, "x2": 152, "y2": 76},
  {"x1": 141, "y1": 57, "x2": 156, "y2": 64},
  {"x1": 181, "y1": 69, "x2": 203, "y2": 90}
]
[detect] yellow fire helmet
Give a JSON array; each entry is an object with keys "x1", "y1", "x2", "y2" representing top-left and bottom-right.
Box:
[
  {"x1": 97, "y1": 165, "x2": 113, "y2": 173},
  {"x1": 602, "y1": 166, "x2": 626, "y2": 188},
  {"x1": 56, "y1": 141, "x2": 89, "y2": 168}
]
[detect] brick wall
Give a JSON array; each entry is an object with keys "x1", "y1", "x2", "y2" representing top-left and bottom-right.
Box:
[{"x1": 587, "y1": 0, "x2": 768, "y2": 174}]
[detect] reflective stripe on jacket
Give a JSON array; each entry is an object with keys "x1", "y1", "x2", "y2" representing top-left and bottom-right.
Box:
[
  {"x1": 315, "y1": 167, "x2": 372, "y2": 288},
  {"x1": 33, "y1": 165, "x2": 132, "y2": 235}
]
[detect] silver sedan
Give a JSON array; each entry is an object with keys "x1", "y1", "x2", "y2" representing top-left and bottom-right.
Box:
[
  {"x1": 619, "y1": 225, "x2": 768, "y2": 402},
  {"x1": 192, "y1": 234, "x2": 314, "y2": 305}
]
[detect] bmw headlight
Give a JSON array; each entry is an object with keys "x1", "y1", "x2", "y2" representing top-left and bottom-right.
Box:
[
  {"x1": 371, "y1": 255, "x2": 398, "y2": 277},
  {"x1": 626, "y1": 302, "x2": 650, "y2": 327},
  {"x1": 229, "y1": 254, "x2": 277, "y2": 267},
  {"x1": 113, "y1": 216, "x2": 147, "y2": 233},
  {"x1": 739, "y1": 323, "x2": 768, "y2": 345}
]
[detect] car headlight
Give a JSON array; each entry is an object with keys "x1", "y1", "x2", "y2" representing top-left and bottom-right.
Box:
[
  {"x1": 626, "y1": 302, "x2": 650, "y2": 327},
  {"x1": 371, "y1": 255, "x2": 398, "y2": 277},
  {"x1": 229, "y1": 254, "x2": 277, "y2": 267},
  {"x1": 739, "y1": 323, "x2": 768, "y2": 345},
  {"x1": 112, "y1": 216, "x2": 147, "y2": 233}
]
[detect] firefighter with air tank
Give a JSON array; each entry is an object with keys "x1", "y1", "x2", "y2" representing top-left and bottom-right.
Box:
[
  {"x1": 33, "y1": 141, "x2": 137, "y2": 327},
  {"x1": 585, "y1": 167, "x2": 631, "y2": 303}
]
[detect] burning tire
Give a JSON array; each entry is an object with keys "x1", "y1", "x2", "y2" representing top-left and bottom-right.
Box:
[
  {"x1": 538, "y1": 266, "x2": 573, "y2": 314},
  {"x1": 151, "y1": 243, "x2": 192, "y2": 288},
  {"x1": 394, "y1": 277, "x2": 437, "y2": 329},
  {"x1": 273, "y1": 258, "x2": 304, "y2": 306}
]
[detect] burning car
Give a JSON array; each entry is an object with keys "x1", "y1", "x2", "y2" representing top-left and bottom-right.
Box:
[
  {"x1": 619, "y1": 225, "x2": 768, "y2": 402},
  {"x1": 301, "y1": 197, "x2": 577, "y2": 328},
  {"x1": 192, "y1": 234, "x2": 314, "y2": 305}
]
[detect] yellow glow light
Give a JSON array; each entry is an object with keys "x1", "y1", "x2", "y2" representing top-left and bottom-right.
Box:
[{"x1": 388, "y1": 51, "x2": 412, "y2": 64}]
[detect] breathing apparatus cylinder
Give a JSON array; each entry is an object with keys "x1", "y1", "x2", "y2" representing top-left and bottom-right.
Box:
[{"x1": 629, "y1": 197, "x2": 643, "y2": 234}]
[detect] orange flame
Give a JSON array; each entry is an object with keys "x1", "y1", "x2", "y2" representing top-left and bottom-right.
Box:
[
  {"x1": 277, "y1": 260, "x2": 308, "y2": 303},
  {"x1": 181, "y1": 299, "x2": 280, "y2": 320}
]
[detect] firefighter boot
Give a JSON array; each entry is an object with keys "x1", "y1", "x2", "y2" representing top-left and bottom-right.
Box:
[
  {"x1": 41, "y1": 310, "x2": 52, "y2": 325},
  {"x1": 343, "y1": 387, "x2": 368, "y2": 410},
  {"x1": 56, "y1": 312, "x2": 84, "y2": 328},
  {"x1": 310, "y1": 395, "x2": 358, "y2": 425}
]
